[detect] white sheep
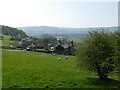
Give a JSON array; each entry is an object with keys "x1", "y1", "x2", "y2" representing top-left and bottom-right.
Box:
[
  {"x1": 58, "y1": 58, "x2": 61, "y2": 61},
  {"x1": 65, "y1": 56, "x2": 68, "y2": 59},
  {"x1": 53, "y1": 54, "x2": 56, "y2": 56}
]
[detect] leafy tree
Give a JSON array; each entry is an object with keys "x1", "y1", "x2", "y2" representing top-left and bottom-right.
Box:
[
  {"x1": 111, "y1": 31, "x2": 120, "y2": 81},
  {"x1": 76, "y1": 29, "x2": 119, "y2": 80},
  {"x1": 41, "y1": 34, "x2": 58, "y2": 49},
  {"x1": 32, "y1": 38, "x2": 39, "y2": 45},
  {"x1": 21, "y1": 40, "x2": 31, "y2": 49}
]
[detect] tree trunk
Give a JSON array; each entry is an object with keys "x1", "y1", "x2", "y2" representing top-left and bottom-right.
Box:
[
  {"x1": 98, "y1": 71, "x2": 108, "y2": 80},
  {"x1": 96, "y1": 62, "x2": 108, "y2": 80}
]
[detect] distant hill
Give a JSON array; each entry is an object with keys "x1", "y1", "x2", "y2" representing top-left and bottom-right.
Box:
[
  {"x1": 17, "y1": 26, "x2": 118, "y2": 37},
  {"x1": 0, "y1": 25, "x2": 28, "y2": 38}
]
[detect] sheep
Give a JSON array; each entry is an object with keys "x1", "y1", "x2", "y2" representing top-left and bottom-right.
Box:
[
  {"x1": 53, "y1": 54, "x2": 56, "y2": 56},
  {"x1": 45, "y1": 85, "x2": 49, "y2": 88},
  {"x1": 65, "y1": 56, "x2": 68, "y2": 59},
  {"x1": 58, "y1": 58, "x2": 61, "y2": 61}
]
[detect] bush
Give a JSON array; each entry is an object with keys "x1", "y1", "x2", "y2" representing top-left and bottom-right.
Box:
[
  {"x1": 111, "y1": 31, "x2": 120, "y2": 81},
  {"x1": 10, "y1": 36, "x2": 21, "y2": 41},
  {"x1": 76, "y1": 29, "x2": 119, "y2": 80}
]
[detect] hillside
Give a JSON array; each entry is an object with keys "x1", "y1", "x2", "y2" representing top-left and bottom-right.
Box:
[
  {"x1": 0, "y1": 35, "x2": 17, "y2": 46},
  {"x1": 0, "y1": 25, "x2": 28, "y2": 47},
  {"x1": 1, "y1": 25, "x2": 27, "y2": 38},
  {"x1": 17, "y1": 26, "x2": 118, "y2": 37},
  {"x1": 2, "y1": 50, "x2": 119, "y2": 88}
]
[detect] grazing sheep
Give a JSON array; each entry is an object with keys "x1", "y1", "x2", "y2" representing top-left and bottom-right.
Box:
[
  {"x1": 58, "y1": 58, "x2": 61, "y2": 61},
  {"x1": 45, "y1": 85, "x2": 48, "y2": 88},
  {"x1": 53, "y1": 54, "x2": 56, "y2": 56},
  {"x1": 65, "y1": 56, "x2": 68, "y2": 59}
]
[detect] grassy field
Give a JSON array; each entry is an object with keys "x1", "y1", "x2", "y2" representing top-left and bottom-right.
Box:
[
  {"x1": 2, "y1": 49, "x2": 119, "y2": 88},
  {"x1": 0, "y1": 35, "x2": 17, "y2": 46}
]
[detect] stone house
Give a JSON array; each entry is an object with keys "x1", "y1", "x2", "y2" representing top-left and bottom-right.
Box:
[{"x1": 54, "y1": 41, "x2": 74, "y2": 55}]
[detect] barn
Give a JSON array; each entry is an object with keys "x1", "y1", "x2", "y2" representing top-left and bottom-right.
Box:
[
  {"x1": 55, "y1": 44, "x2": 65, "y2": 54},
  {"x1": 55, "y1": 42, "x2": 74, "y2": 55}
]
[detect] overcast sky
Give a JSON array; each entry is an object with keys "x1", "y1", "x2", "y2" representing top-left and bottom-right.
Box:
[{"x1": 0, "y1": 0, "x2": 119, "y2": 28}]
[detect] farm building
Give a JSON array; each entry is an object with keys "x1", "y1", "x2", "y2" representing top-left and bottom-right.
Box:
[{"x1": 54, "y1": 41, "x2": 74, "y2": 55}]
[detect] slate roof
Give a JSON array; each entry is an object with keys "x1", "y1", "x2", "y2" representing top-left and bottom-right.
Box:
[{"x1": 55, "y1": 43, "x2": 70, "y2": 49}]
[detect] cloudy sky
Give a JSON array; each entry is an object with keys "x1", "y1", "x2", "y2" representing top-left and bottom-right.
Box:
[{"x1": 0, "y1": 0, "x2": 119, "y2": 28}]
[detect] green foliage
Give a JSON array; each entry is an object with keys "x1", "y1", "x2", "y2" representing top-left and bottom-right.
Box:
[
  {"x1": 21, "y1": 40, "x2": 31, "y2": 49},
  {"x1": 76, "y1": 29, "x2": 119, "y2": 80},
  {"x1": 10, "y1": 36, "x2": 21, "y2": 41},
  {"x1": 1, "y1": 25, "x2": 28, "y2": 38},
  {"x1": 41, "y1": 34, "x2": 58, "y2": 49},
  {"x1": 111, "y1": 31, "x2": 120, "y2": 81}
]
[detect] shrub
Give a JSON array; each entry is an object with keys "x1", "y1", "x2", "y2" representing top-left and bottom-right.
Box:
[{"x1": 76, "y1": 29, "x2": 119, "y2": 80}]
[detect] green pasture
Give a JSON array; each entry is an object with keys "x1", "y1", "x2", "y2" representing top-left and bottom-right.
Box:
[
  {"x1": 2, "y1": 50, "x2": 119, "y2": 88},
  {"x1": 0, "y1": 35, "x2": 17, "y2": 46}
]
